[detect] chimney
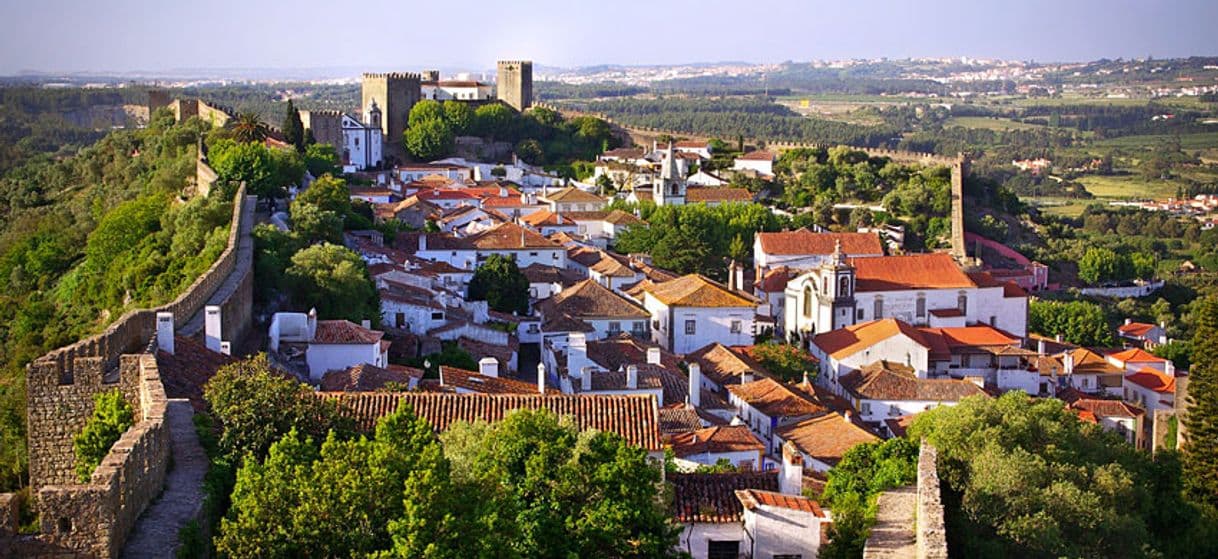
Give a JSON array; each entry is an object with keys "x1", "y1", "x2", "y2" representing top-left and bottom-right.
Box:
[
  {"x1": 418, "y1": 234, "x2": 427, "y2": 253},
  {"x1": 1063, "y1": 351, "x2": 1075, "y2": 375},
  {"x1": 568, "y1": 332, "x2": 588, "y2": 375},
  {"x1": 1165, "y1": 360, "x2": 1175, "y2": 377},
  {"x1": 307, "y1": 308, "x2": 318, "y2": 340},
  {"x1": 688, "y1": 362, "x2": 702, "y2": 407},
  {"x1": 779, "y1": 441, "x2": 803, "y2": 496},
  {"x1": 627, "y1": 365, "x2": 639, "y2": 389},
  {"x1": 741, "y1": 372, "x2": 754, "y2": 384},
  {"x1": 1125, "y1": 318, "x2": 1133, "y2": 326},
  {"x1": 219, "y1": 341, "x2": 232, "y2": 356},
  {"x1": 1037, "y1": 339, "x2": 1046, "y2": 356},
  {"x1": 479, "y1": 357, "x2": 499, "y2": 378},
  {"x1": 204, "y1": 305, "x2": 222, "y2": 353},
  {"x1": 965, "y1": 376, "x2": 985, "y2": 388},
  {"x1": 499, "y1": 186, "x2": 507, "y2": 197},
  {"x1": 843, "y1": 410, "x2": 853, "y2": 423},
  {"x1": 647, "y1": 347, "x2": 661, "y2": 365},
  {"x1": 734, "y1": 262, "x2": 744, "y2": 294},
  {"x1": 1055, "y1": 334, "x2": 1063, "y2": 343},
  {"x1": 727, "y1": 261, "x2": 737, "y2": 291},
  {"x1": 361, "y1": 319, "x2": 372, "y2": 330},
  {"x1": 155, "y1": 312, "x2": 175, "y2": 355},
  {"x1": 537, "y1": 363, "x2": 547, "y2": 393},
  {"x1": 581, "y1": 366, "x2": 594, "y2": 391}
]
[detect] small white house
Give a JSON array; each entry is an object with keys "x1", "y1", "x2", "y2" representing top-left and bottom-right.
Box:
[
  {"x1": 268, "y1": 311, "x2": 388, "y2": 383},
  {"x1": 639, "y1": 274, "x2": 759, "y2": 354},
  {"x1": 732, "y1": 150, "x2": 775, "y2": 176}
]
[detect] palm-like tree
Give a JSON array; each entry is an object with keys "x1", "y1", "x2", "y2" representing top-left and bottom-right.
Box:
[{"x1": 231, "y1": 112, "x2": 268, "y2": 144}]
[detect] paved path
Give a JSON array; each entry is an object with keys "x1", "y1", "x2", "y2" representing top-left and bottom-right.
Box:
[
  {"x1": 863, "y1": 485, "x2": 919, "y2": 559},
  {"x1": 122, "y1": 399, "x2": 207, "y2": 559},
  {"x1": 180, "y1": 195, "x2": 256, "y2": 338}
]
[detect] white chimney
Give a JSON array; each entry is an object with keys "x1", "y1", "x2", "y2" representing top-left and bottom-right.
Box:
[
  {"x1": 1037, "y1": 339, "x2": 1046, "y2": 356},
  {"x1": 627, "y1": 365, "x2": 639, "y2": 390},
  {"x1": 1165, "y1": 360, "x2": 1175, "y2": 377},
  {"x1": 418, "y1": 234, "x2": 427, "y2": 253},
  {"x1": 779, "y1": 441, "x2": 803, "y2": 496},
  {"x1": 204, "y1": 305, "x2": 222, "y2": 353},
  {"x1": 1063, "y1": 351, "x2": 1075, "y2": 375},
  {"x1": 581, "y1": 366, "x2": 594, "y2": 391},
  {"x1": 155, "y1": 312, "x2": 175, "y2": 355},
  {"x1": 688, "y1": 362, "x2": 702, "y2": 407},
  {"x1": 734, "y1": 263, "x2": 744, "y2": 294},
  {"x1": 1055, "y1": 334, "x2": 1063, "y2": 343},
  {"x1": 479, "y1": 357, "x2": 499, "y2": 378},
  {"x1": 1125, "y1": 318, "x2": 1133, "y2": 326},
  {"x1": 568, "y1": 332, "x2": 589, "y2": 376},
  {"x1": 741, "y1": 372, "x2": 755, "y2": 384},
  {"x1": 307, "y1": 308, "x2": 318, "y2": 340},
  {"x1": 647, "y1": 347, "x2": 661, "y2": 365},
  {"x1": 361, "y1": 319, "x2": 372, "y2": 330},
  {"x1": 219, "y1": 341, "x2": 232, "y2": 356},
  {"x1": 537, "y1": 363, "x2": 547, "y2": 394}
]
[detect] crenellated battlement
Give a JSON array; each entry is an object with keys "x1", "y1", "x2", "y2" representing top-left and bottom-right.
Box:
[{"x1": 362, "y1": 72, "x2": 421, "y2": 81}]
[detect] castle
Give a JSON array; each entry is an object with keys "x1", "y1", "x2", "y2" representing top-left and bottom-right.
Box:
[{"x1": 496, "y1": 60, "x2": 533, "y2": 112}]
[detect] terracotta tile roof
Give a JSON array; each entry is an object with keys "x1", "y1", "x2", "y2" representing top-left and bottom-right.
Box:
[
  {"x1": 851, "y1": 253, "x2": 975, "y2": 291},
  {"x1": 440, "y1": 366, "x2": 553, "y2": 394},
  {"x1": 756, "y1": 229, "x2": 884, "y2": 257},
  {"x1": 320, "y1": 392, "x2": 662, "y2": 450},
  {"x1": 538, "y1": 279, "x2": 649, "y2": 319},
  {"x1": 540, "y1": 313, "x2": 595, "y2": 333},
  {"x1": 670, "y1": 425, "x2": 765, "y2": 458},
  {"x1": 415, "y1": 189, "x2": 478, "y2": 201},
  {"x1": 1118, "y1": 322, "x2": 1159, "y2": 337},
  {"x1": 728, "y1": 378, "x2": 826, "y2": 418},
  {"x1": 479, "y1": 196, "x2": 535, "y2": 208},
  {"x1": 578, "y1": 367, "x2": 664, "y2": 393},
  {"x1": 520, "y1": 263, "x2": 582, "y2": 285},
  {"x1": 157, "y1": 336, "x2": 238, "y2": 411},
  {"x1": 674, "y1": 140, "x2": 709, "y2": 149},
  {"x1": 542, "y1": 186, "x2": 605, "y2": 204},
  {"x1": 813, "y1": 319, "x2": 930, "y2": 360},
  {"x1": 602, "y1": 147, "x2": 645, "y2": 158},
  {"x1": 320, "y1": 363, "x2": 423, "y2": 391},
  {"x1": 1067, "y1": 396, "x2": 1144, "y2": 418},
  {"x1": 755, "y1": 266, "x2": 794, "y2": 293},
  {"x1": 736, "y1": 150, "x2": 775, "y2": 161},
  {"x1": 567, "y1": 246, "x2": 604, "y2": 267},
  {"x1": 884, "y1": 414, "x2": 918, "y2": 438},
  {"x1": 670, "y1": 472, "x2": 779, "y2": 523},
  {"x1": 839, "y1": 361, "x2": 988, "y2": 401},
  {"x1": 928, "y1": 308, "x2": 964, "y2": 318},
  {"x1": 312, "y1": 320, "x2": 384, "y2": 345},
  {"x1": 1107, "y1": 347, "x2": 1167, "y2": 365},
  {"x1": 687, "y1": 343, "x2": 770, "y2": 386},
  {"x1": 685, "y1": 187, "x2": 753, "y2": 203},
  {"x1": 604, "y1": 209, "x2": 644, "y2": 225},
  {"x1": 1126, "y1": 367, "x2": 1177, "y2": 394},
  {"x1": 1048, "y1": 348, "x2": 1124, "y2": 377},
  {"x1": 918, "y1": 325, "x2": 1021, "y2": 349},
  {"x1": 466, "y1": 222, "x2": 562, "y2": 250},
  {"x1": 966, "y1": 271, "x2": 1002, "y2": 287},
  {"x1": 776, "y1": 413, "x2": 880, "y2": 467},
  {"x1": 586, "y1": 333, "x2": 683, "y2": 372},
  {"x1": 1003, "y1": 281, "x2": 1028, "y2": 298},
  {"x1": 643, "y1": 274, "x2": 759, "y2": 308},
  {"x1": 1076, "y1": 409, "x2": 1098, "y2": 423},
  {"x1": 736, "y1": 489, "x2": 826, "y2": 517},
  {"x1": 659, "y1": 403, "x2": 705, "y2": 435},
  {"x1": 520, "y1": 209, "x2": 574, "y2": 227}
]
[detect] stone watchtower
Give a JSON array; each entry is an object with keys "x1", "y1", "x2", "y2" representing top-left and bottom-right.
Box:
[
  {"x1": 496, "y1": 60, "x2": 533, "y2": 112},
  {"x1": 361, "y1": 72, "x2": 421, "y2": 145}
]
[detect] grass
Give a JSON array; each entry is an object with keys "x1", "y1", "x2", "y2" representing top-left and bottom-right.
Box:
[
  {"x1": 1075, "y1": 175, "x2": 1182, "y2": 200},
  {"x1": 1091, "y1": 131, "x2": 1218, "y2": 150},
  {"x1": 946, "y1": 116, "x2": 1045, "y2": 131},
  {"x1": 1026, "y1": 197, "x2": 1093, "y2": 218}
]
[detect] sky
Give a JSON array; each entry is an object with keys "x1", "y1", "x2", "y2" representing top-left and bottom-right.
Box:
[{"x1": 1, "y1": 0, "x2": 1216, "y2": 75}]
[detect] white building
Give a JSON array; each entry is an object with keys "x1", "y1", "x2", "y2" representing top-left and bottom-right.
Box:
[
  {"x1": 341, "y1": 107, "x2": 383, "y2": 172},
  {"x1": 727, "y1": 377, "x2": 826, "y2": 453},
  {"x1": 753, "y1": 228, "x2": 885, "y2": 272},
  {"x1": 539, "y1": 186, "x2": 607, "y2": 213},
  {"x1": 536, "y1": 279, "x2": 650, "y2": 341},
  {"x1": 836, "y1": 361, "x2": 988, "y2": 428},
  {"x1": 654, "y1": 143, "x2": 687, "y2": 206},
  {"x1": 732, "y1": 150, "x2": 775, "y2": 176},
  {"x1": 668, "y1": 425, "x2": 766, "y2": 472},
  {"x1": 413, "y1": 222, "x2": 567, "y2": 271},
  {"x1": 637, "y1": 274, "x2": 759, "y2": 354},
  {"x1": 738, "y1": 487, "x2": 829, "y2": 559},
  {"x1": 420, "y1": 79, "x2": 493, "y2": 101},
  {"x1": 267, "y1": 311, "x2": 389, "y2": 382},
  {"x1": 774, "y1": 411, "x2": 881, "y2": 472}
]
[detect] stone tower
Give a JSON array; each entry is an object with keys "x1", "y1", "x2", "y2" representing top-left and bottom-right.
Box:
[
  {"x1": 814, "y1": 240, "x2": 857, "y2": 334},
  {"x1": 361, "y1": 72, "x2": 421, "y2": 145},
  {"x1": 496, "y1": 60, "x2": 533, "y2": 112}
]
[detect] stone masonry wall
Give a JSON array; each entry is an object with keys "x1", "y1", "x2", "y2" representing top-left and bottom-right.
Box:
[{"x1": 916, "y1": 442, "x2": 948, "y2": 559}]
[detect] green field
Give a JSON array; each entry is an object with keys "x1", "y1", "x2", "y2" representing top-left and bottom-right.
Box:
[
  {"x1": 1025, "y1": 197, "x2": 1093, "y2": 217},
  {"x1": 1091, "y1": 131, "x2": 1218, "y2": 150},
  {"x1": 946, "y1": 116, "x2": 1045, "y2": 131},
  {"x1": 1074, "y1": 175, "x2": 1183, "y2": 200}
]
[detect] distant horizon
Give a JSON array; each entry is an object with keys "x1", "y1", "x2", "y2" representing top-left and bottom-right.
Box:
[{"x1": 2, "y1": 0, "x2": 1216, "y2": 76}]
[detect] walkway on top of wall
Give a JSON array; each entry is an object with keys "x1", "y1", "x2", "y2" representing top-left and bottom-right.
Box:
[
  {"x1": 863, "y1": 485, "x2": 918, "y2": 559},
  {"x1": 121, "y1": 399, "x2": 207, "y2": 559},
  {"x1": 179, "y1": 194, "x2": 256, "y2": 338}
]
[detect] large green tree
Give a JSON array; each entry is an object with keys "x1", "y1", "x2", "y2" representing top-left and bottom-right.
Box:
[
  {"x1": 466, "y1": 254, "x2": 530, "y2": 314},
  {"x1": 282, "y1": 99, "x2": 305, "y2": 152},
  {"x1": 404, "y1": 118, "x2": 454, "y2": 161},
  {"x1": 442, "y1": 100, "x2": 474, "y2": 135},
  {"x1": 1184, "y1": 296, "x2": 1218, "y2": 508},
  {"x1": 284, "y1": 243, "x2": 379, "y2": 322},
  {"x1": 1028, "y1": 299, "x2": 1114, "y2": 347},
  {"x1": 818, "y1": 438, "x2": 918, "y2": 559}
]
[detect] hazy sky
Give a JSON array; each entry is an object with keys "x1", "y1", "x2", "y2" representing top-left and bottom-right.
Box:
[{"x1": 2, "y1": 0, "x2": 1216, "y2": 75}]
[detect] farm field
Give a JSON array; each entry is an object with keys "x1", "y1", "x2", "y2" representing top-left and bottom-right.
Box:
[{"x1": 946, "y1": 116, "x2": 1044, "y2": 131}]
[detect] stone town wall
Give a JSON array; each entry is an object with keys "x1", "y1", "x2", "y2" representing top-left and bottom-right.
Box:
[{"x1": 916, "y1": 442, "x2": 948, "y2": 559}]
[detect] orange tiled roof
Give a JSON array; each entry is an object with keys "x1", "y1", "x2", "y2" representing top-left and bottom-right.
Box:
[
  {"x1": 813, "y1": 319, "x2": 930, "y2": 360},
  {"x1": 736, "y1": 150, "x2": 775, "y2": 161},
  {"x1": 320, "y1": 392, "x2": 662, "y2": 450},
  {"x1": 755, "y1": 266, "x2": 794, "y2": 293},
  {"x1": 839, "y1": 361, "x2": 988, "y2": 401},
  {"x1": 736, "y1": 489, "x2": 826, "y2": 516},
  {"x1": 439, "y1": 366, "x2": 554, "y2": 394},
  {"x1": 669, "y1": 425, "x2": 765, "y2": 458},
  {"x1": 320, "y1": 363, "x2": 423, "y2": 392},
  {"x1": 727, "y1": 377, "x2": 826, "y2": 418},
  {"x1": 919, "y1": 325, "x2": 1020, "y2": 348},
  {"x1": 776, "y1": 413, "x2": 880, "y2": 467},
  {"x1": 643, "y1": 274, "x2": 758, "y2": 308},
  {"x1": 670, "y1": 472, "x2": 779, "y2": 523},
  {"x1": 586, "y1": 333, "x2": 682, "y2": 372},
  {"x1": 756, "y1": 229, "x2": 884, "y2": 257},
  {"x1": 1118, "y1": 322, "x2": 1158, "y2": 337},
  {"x1": 157, "y1": 336, "x2": 238, "y2": 411},
  {"x1": 541, "y1": 186, "x2": 604, "y2": 204},
  {"x1": 851, "y1": 253, "x2": 974, "y2": 292},
  {"x1": 312, "y1": 320, "x2": 384, "y2": 345},
  {"x1": 466, "y1": 222, "x2": 562, "y2": 250},
  {"x1": 1126, "y1": 367, "x2": 1176, "y2": 394},
  {"x1": 685, "y1": 187, "x2": 753, "y2": 203},
  {"x1": 687, "y1": 343, "x2": 770, "y2": 386},
  {"x1": 1107, "y1": 347, "x2": 1167, "y2": 364},
  {"x1": 539, "y1": 279, "x2": 649, "y2": 319},
  {"x1": 1068, "y1": 397, "x2": 1143, "y2": 418}
]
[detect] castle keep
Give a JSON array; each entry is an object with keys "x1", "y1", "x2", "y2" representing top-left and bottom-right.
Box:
[
  {"x1": 361, "y1": 72, "x2": 421, "y2": 146},
  {"x1": 496, "y1": 60, "x2": 533, "y2": 111}
]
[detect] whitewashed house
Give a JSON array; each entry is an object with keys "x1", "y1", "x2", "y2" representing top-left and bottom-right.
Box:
[{"x1": 637, "y1": 274, "x2": 759, "y2": 354}]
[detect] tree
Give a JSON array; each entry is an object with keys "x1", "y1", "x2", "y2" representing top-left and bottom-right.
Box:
[
  {"x1": 818, "y1": 438, "x2": 918, "y2": 559},
  {"x1": 442, "y1": 100, "x2": 474, "y2": 135},
  {"x1": 408, "y1": 99, "x2": 445, "y2": 127},
  {"x1": 1079, "y1": 247, "x2": 1122, "y2": 284},
  {"x1": 749, "y1": 342, "x2": 817, "y2": 383},
  {"x1": 73, "y1": 389, "x2": 134, "y2": 482},
  {"x1": 1184, "y1": 296, "x2": 1218, "y2": 508},
  {"x1": 296, "y1": 174, "x2": 351, "y2": 216},
  {"x1": 282, "y1": 99, "x2": 305, "y2": 152},
  {"x1": 404, "y1": 119, "x2": 454, "y2": 160},
  {"x1": 466, "y1": 254, "x2": 529, "y2": 314},
  {"x1": 230, "y1": 112, "x2": 268, "y2": 144},
  {"x1": 304, "y1": 143, "x2": 340, "y2": 177},
  {"x1": 1029, "y1": 299, "x2": 1114, "y2": 346},
  {"x1": 284, "y1": 243, "x2": 379, "y2": 322},
  {"x1": 474, "y1": 103, "x2": 515, "y2": 140},
  {"x1": 515, "y1": 139, "x2": 543, "y2": 164}
]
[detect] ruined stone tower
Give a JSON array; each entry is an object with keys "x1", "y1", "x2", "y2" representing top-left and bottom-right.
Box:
[
  {"x1": 361, "y1": 72, "x2": 421, "y2": 145},
  {"x1": 496, "y1": 60, "x2": 533, "y2": 112}
]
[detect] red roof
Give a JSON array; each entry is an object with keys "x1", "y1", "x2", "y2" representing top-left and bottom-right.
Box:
[
  {"x1": 440, "y1": 366, "x2": 554, "y2": 394},
  {"x1": 1126, "y1": 367, "x2": 1176, "y2": 394},
  {"x1": 755, "y1": 266, "x2": 794, "y2": 293},
  {"x1": 736, "y1": 489, "x2": 826, "y2": 517},
  {"x1": 851, "y1": 253, "x2": 974, "y2": 292},
  {"x1": 756, "y1": 229, "x2": 884, "y2": 257},
  {"x1": 669, "y1": 425, "x2": 765, "y2": 458},
  {"x1": 814, "y1": 319, "x2": 930, "y2": 360},
  {"x1": 727, "y1": 378, "x2": 825, "y2": 418},
  {"x1": 670, "y1": 472, "x2": 779, "y2": 523},
  {"x1": 736, "y1": 150, "x2": 776, "y2": 161},
  {"x1": 1118, "y1": 322, "x2": 1159, "y2": 337},
  {"x1": 312, "y1": 320, "x2": 384, "y2": 345},
  {"x1": 1107, "y1": 347, "x2": 1166, "y2": 365},
  {"x1": 919, "y1": 325, "x2": 1020, "y2": 349}
]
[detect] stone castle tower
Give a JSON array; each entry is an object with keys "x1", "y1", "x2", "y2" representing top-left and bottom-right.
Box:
[
  {"x1": 361, "y1": 72, "x2": 421, "y2": 145},
  {"x1": 496, "y1": 60, "x2": 533, "y2": 112}
]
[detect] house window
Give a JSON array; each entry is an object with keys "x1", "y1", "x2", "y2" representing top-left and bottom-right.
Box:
[
  {"x1": 529, "y1": 252, "x2": 538, "y2": 257},
  {"x1": 730, "y1": 320, "x2": 742, "y2": 333},
  {"x1": 822, "y1": 277, "x2": 828, "y2": 295},
  {"x1": 395, "y1": 312, "x2": 405, "y2": 326},
  {"x1": 685, "y1": 320, "x2": 697, "y2": 335},
  {"x1": 773, "y1": 555, "x2": 803, "y2": 559},
  {"x1": 803, "y1": 286, "x2": 813, "y2": 318},
  {"x1": 874, "y1": 297, "x2": 884, "y2": 319},
  {"x1": 632, "y1": 322, "x2": 646, "y2": 335},
  {"x1": 861, "y1": 402, "x2": 872, "y2": 414},
  {"x1": 916, "y1": 294, "x2": 926, "y2": 318},
  {"x1": 857, "y1": 308, "x2": 865, "y2": 320},
  {"x1": 608, "y1": 321, "x2": 621, "y2": 334},
  {"x1": 957, "y1": 292, "x2": 968, "y2": 314},
  {"x1": 707, "y1": 541, "x2": 740, "y2": 559},
  {"x1": 431, "y1": 312, "x2": 444, "y2": 320},
  {"x1": 653, "y1": 319, "x2": 661, "y2": 330},
  {"x1": 839, "y1": 276, "x2": 850, "y2": 297},
  {"x1": 990, "y1": 316, "x2": 997, "y2": 326}
]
